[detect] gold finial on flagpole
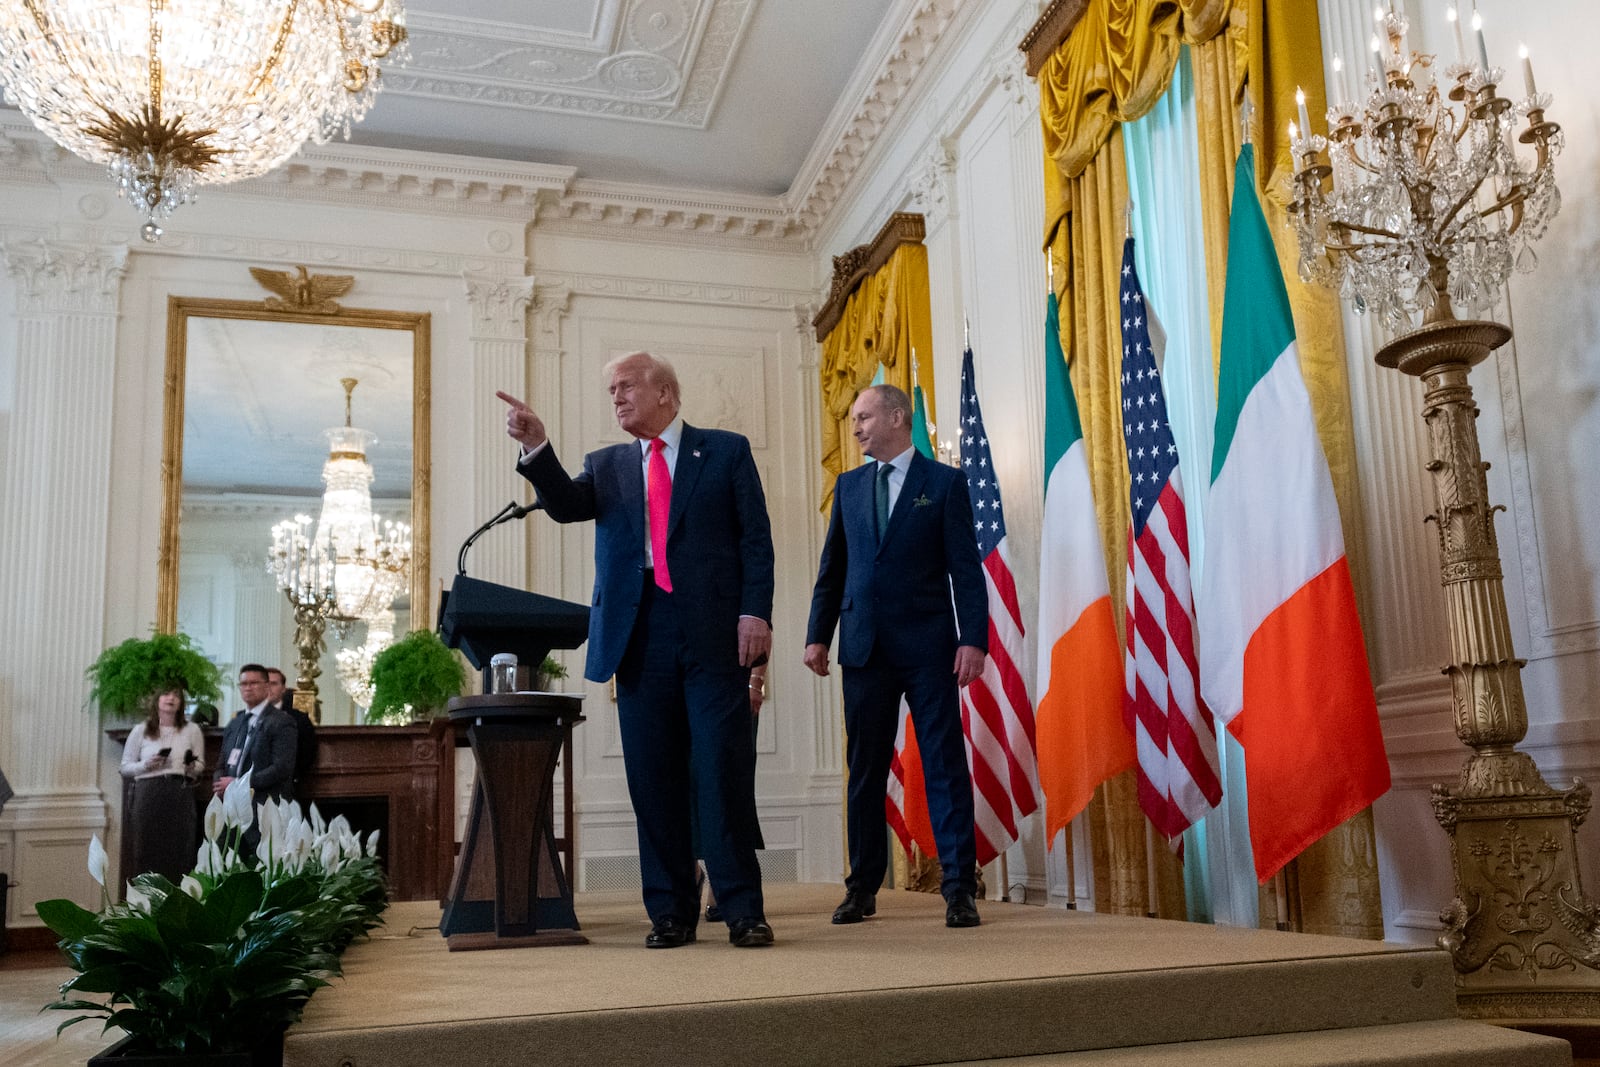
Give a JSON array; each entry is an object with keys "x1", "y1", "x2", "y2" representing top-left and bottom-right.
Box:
[
  {"x1": 1124, "y1": 200, "x2": 1134, "y2": 240},
  {"x1": 1241, "y1": 92, "x2": 1254, "y2": 146},
  {"x1": 964, "y1": 316, "x2": 970, "y2": 349},
  {"x1": 1046, "y1": 249, "x2": 1054, "y2": 289}
]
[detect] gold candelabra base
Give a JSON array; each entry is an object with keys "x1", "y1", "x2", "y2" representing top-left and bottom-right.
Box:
[
  {"x1": 289, "y1": 596, "x2": 326, "y2": 726},
  {"x1": 1376, "y1": 318, "x2": 1600, "y2": 1021}
]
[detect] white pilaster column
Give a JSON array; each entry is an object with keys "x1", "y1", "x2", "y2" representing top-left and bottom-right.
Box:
[
  {"x1": 528, "y1": 285, "x2": 571, "y2": 602},
  {"x1": 463, "y1": 273, "x2": 536, "y2": 590},
  {"x1": 0, "y1": 238, "x2": 128, "y2": 920},
  {"x1": 793, "y1": 302, "x2": 842, "y2": 782}
]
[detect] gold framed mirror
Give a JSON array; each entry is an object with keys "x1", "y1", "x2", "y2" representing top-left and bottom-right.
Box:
[{"x1": 156, "y1": 269, "x2": 430, "y2": 722}]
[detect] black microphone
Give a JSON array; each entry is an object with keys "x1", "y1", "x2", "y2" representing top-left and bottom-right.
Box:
[{"x1": 457, "y1": 500, "x2": 542, "y2": 575}]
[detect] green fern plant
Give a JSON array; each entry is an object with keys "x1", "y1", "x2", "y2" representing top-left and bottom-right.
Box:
[
  {"x1": 366, "y1": 629, "x2": 467, "y2": 723},
  {"x1": 85, "y1": 631, "x2": 224, "y2": 722}
]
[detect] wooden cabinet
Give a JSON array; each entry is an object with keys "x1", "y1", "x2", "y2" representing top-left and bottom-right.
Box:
[{"x1": 108, "y1": 724, "x2": 454, "y2": 902}]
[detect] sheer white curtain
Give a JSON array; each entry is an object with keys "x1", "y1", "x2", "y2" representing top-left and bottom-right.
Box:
[{"x1": 1122, "y1": 46, "x2": 1259, "y2": 927}]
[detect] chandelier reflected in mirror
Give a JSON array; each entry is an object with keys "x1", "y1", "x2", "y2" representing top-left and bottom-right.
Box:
[
  {"x1": 267, "y1": 377, "x2": 410, "y2": 719},
  {"x1": 0, "y1": 0, "x2": 408, "y2": 241}
]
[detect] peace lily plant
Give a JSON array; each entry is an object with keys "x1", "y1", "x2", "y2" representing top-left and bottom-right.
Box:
[{"x1": 38, "y1": 772, "x2": 388, "y2": 1059}]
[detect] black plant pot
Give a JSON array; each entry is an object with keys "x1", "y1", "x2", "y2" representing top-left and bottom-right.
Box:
[{"x1": 89, "y1": 1033, "x2": 284, "y2": 1067}]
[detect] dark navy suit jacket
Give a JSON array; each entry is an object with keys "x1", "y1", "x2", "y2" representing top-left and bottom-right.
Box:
[
  {"x1": 520, "y1": 423, "x2": 775, "y2": 682},
  {"x1": 214, "y1": 706, "x2": 297, "y2": 802},
  {"x1": 806, "y1": 450, "x2": 988, "y2": 667}
]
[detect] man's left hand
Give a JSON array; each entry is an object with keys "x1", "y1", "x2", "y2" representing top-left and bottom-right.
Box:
[
  {"x1": 738, "y1": 617, "x2": 772, "y2": 668},
  {"x1": 954, "y1": 646, "x2": 985, "y2": 688}
]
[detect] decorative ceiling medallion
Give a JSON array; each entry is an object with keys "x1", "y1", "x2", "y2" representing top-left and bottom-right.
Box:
[{"x1": 389, "y1": 0, "x2": 746, "y2": 128}]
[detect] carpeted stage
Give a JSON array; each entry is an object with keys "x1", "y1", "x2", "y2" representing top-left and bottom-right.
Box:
[{"x1": 284, "y1": 883, "x2": 1570, "y2": 1066}]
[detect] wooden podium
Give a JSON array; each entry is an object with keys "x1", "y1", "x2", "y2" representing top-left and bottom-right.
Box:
[{"x1": 440, "y1": 693, "x2": 586, "y2": 950}]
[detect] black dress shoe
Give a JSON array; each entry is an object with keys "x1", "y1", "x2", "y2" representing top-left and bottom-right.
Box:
[
  {"x1": 728, "y1": 917, "x2": 774, "y2": 947},
  {"x1": 705, "y1": 903, "x2": 723, "y2": 923},
  {"x1": 645, "y1": 916, "x2": 696, "y2": 948},
  {"x1": 945, "y1": 893, "x2": 981, "y2": 928},
  {"x1": 831, "y1": 891, "x2": 877, "y2": 925}
]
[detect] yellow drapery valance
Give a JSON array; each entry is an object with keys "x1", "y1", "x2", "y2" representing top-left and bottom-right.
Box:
[
  {"x1": 1039, "y1": 0, "x2": 1238, "y2": 250},
  {"x1": 817, "y1": 241, "x2": 935, "y2": 512}
]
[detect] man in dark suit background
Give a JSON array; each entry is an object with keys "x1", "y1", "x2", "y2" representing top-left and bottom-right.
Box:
[
  {"x1": 213, "y1": 663, "x2": 299, "y2": 854},
  {"x1": 498, "y1": 350, "x2": 776, "y2": 949},
  {"x1": 265, "y1": 667, "x2": 317, "y2": 792},
  {"x1": 805, "y1": 384, "x2": 988, "y2": 928}
]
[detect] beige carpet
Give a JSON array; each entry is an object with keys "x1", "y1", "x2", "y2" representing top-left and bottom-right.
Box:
[{"x1": 283, "y1": 883, "x2": 1564, "y2": 1067}]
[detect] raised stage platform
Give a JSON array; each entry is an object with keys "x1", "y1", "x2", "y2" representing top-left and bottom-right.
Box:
[{"x1": 285, "y1": 883, "x2": 1571, "y2": 1066}]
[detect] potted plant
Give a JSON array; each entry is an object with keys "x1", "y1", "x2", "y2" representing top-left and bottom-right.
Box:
[
  {"x1": 86, "y1": 631, "x2": 224, "y2": 722},
  {"x1": 535, "y1": 655, "x2": 568, "y2": 691},
  {"x1": 38, "y1": 775, "x2": 387, "y2": 1065},
  {"x1": 365, "y1": 629, "x2": 467, "y2": 723}
]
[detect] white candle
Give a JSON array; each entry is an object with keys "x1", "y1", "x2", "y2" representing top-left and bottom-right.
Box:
[
  {"x1": 1448, "y1": 7, "x2": 1466, "y2": 65},
  {"x1": 1295, "y1": 87, "x2": 1311, "y2": 136},
  {"x1": 1519, "y1": 43, "x2": 1537, "y2": 96},
  {"x1": 1330, "y1": 55, "x2": 1346, "y2": 109},
  {"x1": 1370, "y1": 33, "x2": 1383, "y2": 82},
  {"x1": 1472, "y1": 9, "x2": 1489, "y2": 71}
]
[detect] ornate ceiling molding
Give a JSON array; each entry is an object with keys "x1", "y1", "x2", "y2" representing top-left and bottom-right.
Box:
[
  {"x1": 391, "y1": 1, "x2": 752, "y2": 128},
  {"x1": 786, "y1": 0, "x2": 965, "y2": 236},
  {"x1": 540, "y1": 178, "x2": 804, "y2": 249}
]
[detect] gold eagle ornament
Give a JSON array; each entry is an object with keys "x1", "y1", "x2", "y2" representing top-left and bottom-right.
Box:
[{"x1": 249, "y1": 265, "x2": 355, "y2": 313}]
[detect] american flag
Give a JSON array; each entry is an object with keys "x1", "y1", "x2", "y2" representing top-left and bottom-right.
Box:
[
  {"x1": 954, "y1": 346, "x2": 1040, "y2": 864},
  {"x1": 1119, "y1": 237, "x2": 1221, "y2": 843}
]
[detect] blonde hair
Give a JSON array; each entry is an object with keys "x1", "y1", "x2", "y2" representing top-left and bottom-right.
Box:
[{"x1": 604, "y1": 350, "x2": 681, "y2": 407}]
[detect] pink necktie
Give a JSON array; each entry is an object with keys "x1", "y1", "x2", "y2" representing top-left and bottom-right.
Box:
[{"x1": 647, "y1": 438, "x2": 672, "y2": 592}]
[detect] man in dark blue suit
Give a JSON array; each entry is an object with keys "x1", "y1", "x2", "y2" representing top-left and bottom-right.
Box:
[
  {"x1": 499, "y1": 351, "x2": 775, "y2": 949},
  {"x1": 805, "y1": 384, "x2": 987, "y2": 929}
]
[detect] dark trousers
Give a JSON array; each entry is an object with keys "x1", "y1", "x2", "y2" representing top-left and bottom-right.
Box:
[
  {"x1": 615, "y1": 581, "x2": 764, "y2": 926},
  {"x1": 842, "y1": 660, "x2": 977, "y2": 901}
]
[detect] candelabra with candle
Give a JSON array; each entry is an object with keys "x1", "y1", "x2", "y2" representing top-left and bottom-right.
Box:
[
  {"x1": 1287, "y1": 5, "x2": 1595, "y2": 1020},
  {"x1": 267, "y1": 514, "x2": 338, "y2": 722}
]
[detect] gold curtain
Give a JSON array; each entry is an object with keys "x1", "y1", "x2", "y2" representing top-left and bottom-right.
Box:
[
  {"x1": 1038, "y1": 0, "x2": 1383, "y2": 935},
  {"x1": 817, "y1": 242, "x2": 936, "y2": 512}
]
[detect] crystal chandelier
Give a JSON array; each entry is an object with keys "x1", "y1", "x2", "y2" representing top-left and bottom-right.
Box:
[
  {"x1": 267, "y1": 378, "x2": 410, "y2": 714},
  {"x1": 336, "y1": 606, "x2": 394, "y2": 714},
  {"x1": 1286, "y1": 4, "x2": 1560, "y2": 330},
  {"x1": 269, "y1": 377, "x2": 411, "y2": 627},
  {"x1": 0, "y1": 0, "x2": 408, "y2": 241}
]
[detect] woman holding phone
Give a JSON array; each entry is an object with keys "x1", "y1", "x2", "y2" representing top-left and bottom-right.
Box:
[{"x1": 119, "y1": 686, "x2": 206, "y2": 882}]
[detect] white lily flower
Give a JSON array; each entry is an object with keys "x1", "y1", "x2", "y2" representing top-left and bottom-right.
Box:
[
  {"x1": 195, "y1": 840, "x2": 223, "y2": 877},
  {"x1": 87, "y1": 834, "x2": 108, "y2": 887},
  {"x1": 328, "y1": 814, "x2": 352, "y2": 842},
  {"x1": 309, "y1": 802, "x2": 326, "y2": 835},
  {"x1": 222, "y1": 772, "x2": 254, "y2": 828},
  {"x1": 320, "y1": 838, "x2": 341, "y2": 873},
  {"x1": 125, "y1": 882, "x2": 153, "y2": 913},
  {"x1": 289, "y1": 824, "x2": 314, "y2": 871},
  {"x1": 181, "y1": 875, "x2": 204, "y2": 900},
  {"x1": 203, "y1": 796, "x2": 225, "y2": 842},
  {"x1": 366, "y1": 829, "x2": 382, "y2": 858}
]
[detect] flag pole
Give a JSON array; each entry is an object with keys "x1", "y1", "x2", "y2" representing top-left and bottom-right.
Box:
[{"x1": 1045, "y1": 247, "x2": 1078, "y2": 910}]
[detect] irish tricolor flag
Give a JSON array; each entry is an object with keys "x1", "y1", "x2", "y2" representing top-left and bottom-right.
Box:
[
  {"x1": 1036, "y1": 291, "x2": 1132, "y2": 842},
  {"x1": 1198, "y1": 145, "x2": 1390, "y2": 883}
]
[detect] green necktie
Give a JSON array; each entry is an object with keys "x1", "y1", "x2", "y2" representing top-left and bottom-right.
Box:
[{"x1": 875, "y1": 462, "x2": 892, "y2": 539}]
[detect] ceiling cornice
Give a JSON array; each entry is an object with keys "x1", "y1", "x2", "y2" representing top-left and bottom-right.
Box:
[{"x1": 783, "y1": 0, "x2": 965, "y2": 236}]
